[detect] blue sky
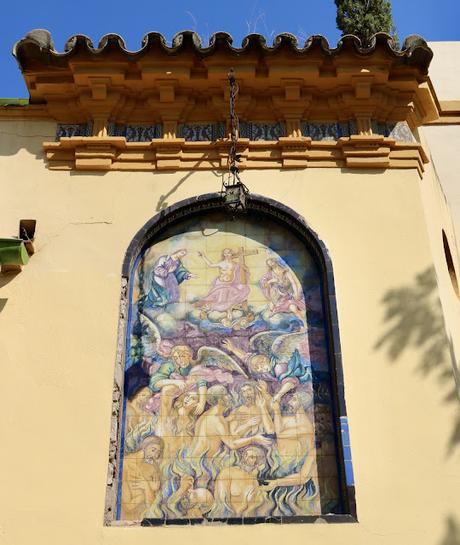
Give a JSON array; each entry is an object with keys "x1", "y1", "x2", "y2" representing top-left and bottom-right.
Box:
[{"x1": 2, "y1": 0, "x2": 460, "y2": 97}]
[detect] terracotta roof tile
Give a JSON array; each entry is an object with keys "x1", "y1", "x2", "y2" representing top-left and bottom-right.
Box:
[{"x1": 13, "y1": 29, "x2": 433, "y2": 74}]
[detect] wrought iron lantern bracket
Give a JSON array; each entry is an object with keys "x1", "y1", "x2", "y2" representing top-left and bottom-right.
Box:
[{"x1": 222, "y1": 68, "x2": 249, "y2": 213}]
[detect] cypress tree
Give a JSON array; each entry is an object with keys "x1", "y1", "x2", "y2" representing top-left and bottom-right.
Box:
[{"x1": 335, "y1": 0, "x2": 399, "y2": 48}]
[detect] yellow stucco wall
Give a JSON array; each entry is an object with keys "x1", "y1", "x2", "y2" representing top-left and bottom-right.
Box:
[{"x1": 0, "y1": 119, "x2": 459, "y2": 545}]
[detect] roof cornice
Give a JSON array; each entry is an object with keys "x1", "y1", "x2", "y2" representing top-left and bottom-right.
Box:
[
  {"x1": 10, "y1": 29, "x2": 438, "y2": 129},
  {"x1": 6, "y1": 29, "x2": 438, "y2": 175},
  {"x1": 13, "y1": 30, "x2": 433, "y2": 72}
]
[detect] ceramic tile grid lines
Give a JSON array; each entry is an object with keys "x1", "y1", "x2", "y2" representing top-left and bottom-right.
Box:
[
  {"x1": 116, "y1": 215, "x2": 350, "y2": 524},
  {"x1": 106, "y1": 201, "x2": 357, "y2": 526}
]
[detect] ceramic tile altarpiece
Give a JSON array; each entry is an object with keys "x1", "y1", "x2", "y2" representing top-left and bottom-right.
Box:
[{"x1": 117, "y1": 211, "x2": 346, "y2": 523}]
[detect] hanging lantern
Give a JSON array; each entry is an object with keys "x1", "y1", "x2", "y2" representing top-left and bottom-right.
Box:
[
  {"x1": 222, "y1": 68, "x2": 249, "y2": 213},
  {"x1": 224, "y1": 180, "x2": 249, "y2": 212}
]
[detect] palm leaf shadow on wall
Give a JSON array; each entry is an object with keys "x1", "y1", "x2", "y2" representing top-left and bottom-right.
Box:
[
  {"x1": 440, "y1": 515, "x2": 460, "y2": 545},
  {"x1": 375, "y1": 267, "x2": 460, "y2": 456}
]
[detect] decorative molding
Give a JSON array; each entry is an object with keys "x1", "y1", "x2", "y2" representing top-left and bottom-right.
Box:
[
  {"x1": 424, "y1": 99, "x2": 460, "y2": 125},
  {"x1": 7, "y1": 29, "x2": 436, "y2": 172},
  {"x1": 177, "y1": 122, "x2": 225, "y2": 141},
  {"x1": 56, "y1": 123, "x2": 92, "y2": 139},
  {"x1": 53, "y1": 120, "x2": 414, "y2": 144},
  {"x1": 43, "y1": 135, "x2": 428, "y2": 176},
  {"x1": 9, "y1": 31, "x2": 438, "y2": 139},
  {"x1": 301, "y1": 122, "x2": 357, "y2": 141},
  {"x1": 108, "y1": 124, "x2": 163, "y2": 141},
  {"x1": 239, "y1": 122, "x2": 286, "y2": 141},
  {"x1": 425, "y1": 116, "x2": 460, "y2": 125},
  {"x1": 0, "y1": 104, "x2": 50, "y2": 119}
]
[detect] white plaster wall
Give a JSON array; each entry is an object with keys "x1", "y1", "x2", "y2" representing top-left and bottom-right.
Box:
[
  {"x1": 421, "y1": 125, "x2": 460, "y2": 252},
  {"x1": 428, "y1": 41, "x2": 460, "y2": 102}
]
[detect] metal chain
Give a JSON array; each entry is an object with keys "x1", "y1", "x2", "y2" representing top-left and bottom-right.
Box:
[
  {"x1": 227, "y1": 68, "x2": 240, "y2": 179},
  {"x1": 222, "y1": 68, "x2": 249, "y2": 212}
]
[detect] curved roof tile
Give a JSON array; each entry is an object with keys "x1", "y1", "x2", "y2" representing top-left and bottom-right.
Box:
[{"x1": 13, "y1": 28, "x2": 433, "y2": 73}]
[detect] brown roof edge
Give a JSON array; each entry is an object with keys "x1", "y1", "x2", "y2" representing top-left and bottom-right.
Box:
[{"x1": 12, "y1": 28, "x2": 433, "y2": 74}]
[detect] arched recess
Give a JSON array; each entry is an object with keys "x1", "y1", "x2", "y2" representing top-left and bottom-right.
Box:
[
  {"x1": 104, "y1": 192, "x2": 357, "y2": 525},
  {"x1": 442, "y1": 230, "x2": 460, "y2": 298}
]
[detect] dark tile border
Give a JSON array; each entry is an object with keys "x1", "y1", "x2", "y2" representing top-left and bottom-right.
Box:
[
  {"x1": 141, "y1": 514, "x2": 357, "y2": 526},
  {"x1": 106, "y1": 191, "x2": 357, "y2": 525}
]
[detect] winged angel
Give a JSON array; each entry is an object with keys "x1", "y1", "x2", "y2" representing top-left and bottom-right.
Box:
[
  {"x1": 223, "y1": 328, "x2": 312, "y2": 402},
  {"x1": 137, "y1": 313, "x2": 248, "y2": 419}
]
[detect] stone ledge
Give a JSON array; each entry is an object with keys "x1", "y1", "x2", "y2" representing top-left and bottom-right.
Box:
[{"x1": 43, "y1": 135, "x2": 428, "y2": 176}]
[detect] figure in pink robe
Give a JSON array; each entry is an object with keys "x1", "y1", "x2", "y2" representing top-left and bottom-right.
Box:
[{"x1": 195, "y1": 248, "x2": 251, "y2": 322}]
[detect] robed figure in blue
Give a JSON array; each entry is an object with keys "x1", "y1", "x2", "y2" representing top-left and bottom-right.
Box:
[{"x1": 143, "y1": 249, "x2": 192, "y2": 308}]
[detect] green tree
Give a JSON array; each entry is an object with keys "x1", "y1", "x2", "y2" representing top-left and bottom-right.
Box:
[{"x1": 335, "y1": 0, "x2": 399, "y2": 48}]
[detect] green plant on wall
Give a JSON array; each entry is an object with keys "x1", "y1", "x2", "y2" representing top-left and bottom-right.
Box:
[{"x1": 335, "y1": 0, "x2": 399, "y2": 48}]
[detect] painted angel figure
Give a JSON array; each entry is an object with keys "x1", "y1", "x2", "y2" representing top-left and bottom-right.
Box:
[
  {"x1": 144, "y1": 337, "x2": 248, "y2": 423},
  {"x1": 142, "y1": 249, "x2": 193, "y2": 308},
  {"x1": 222, "y1": 329, "x2": 312, "y2": 403},
  {"x1": 129, "y1": 313, "x2": 246, "y2": 418}
]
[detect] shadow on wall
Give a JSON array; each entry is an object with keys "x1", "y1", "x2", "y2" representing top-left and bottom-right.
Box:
[
  {"x1": 0, "y1": 123, "x2": 55, "y2": 157},
  {"x1": 154, "y1": 167, "x2": 222, "y2": 212},
  {"x1": 440, "y1": 516, "x2": 460, "y2": 545},
  {"x1": 375, "y1": 267, "x2": 460, "y2": 457},
  {"x1": 0, "y1": 271, "x2": 21, "y2": 315},
  {"x1": 155, "y1": 170, "x2": 196, "y2": 212},
  {"x1": 0, "y1": 271, "x2": 20, "y2": 289}
]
